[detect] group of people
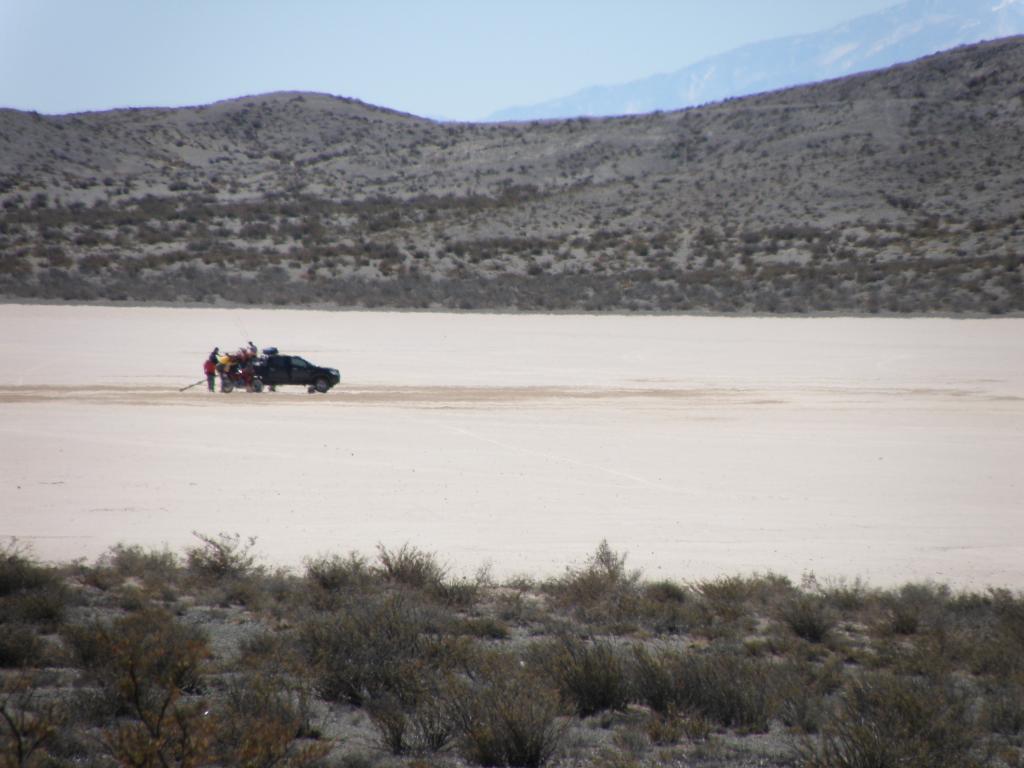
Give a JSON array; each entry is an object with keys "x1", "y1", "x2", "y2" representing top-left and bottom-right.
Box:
[{"x1": 203, "y1": 341, "x2": 259, "y2": 392}]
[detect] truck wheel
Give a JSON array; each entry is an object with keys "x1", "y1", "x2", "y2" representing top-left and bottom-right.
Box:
[
  {"x1": 251, "y1": 378, "x2": 264, "y2": 393},
  {"x1": 314, "y1": 377, "x2": 329, "y2": 393}
]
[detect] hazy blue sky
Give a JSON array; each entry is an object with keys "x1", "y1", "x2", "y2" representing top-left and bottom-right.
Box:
[{"x1": 1, "y1": 0, "x2": 901, "y2": 120}]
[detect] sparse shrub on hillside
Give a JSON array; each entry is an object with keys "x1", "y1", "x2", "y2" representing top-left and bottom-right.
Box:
[
  {"x1": 970, "y1": 588, "x2": 1024, "y2": 678},
  {"x1": 64, "y1": 609, "x2": 212, "y2": 767},
  {"x1": 0, "y1": 542, "x2": 67, "y2": 629},
  {"x1": 796, "y1": 672, "x2": 983, "y2": 768},
  {"x1": 0, "y1": 626, "x2": 44, "y2": 670},
  {"x1": 780, "y1": 594, "x2": 836, "y2": 644},
  {"x1": 0, "y1": 542, "x2": 54, "y2": 597},
  {"x1": 980, "y1": 679, "x2": 1024, "y2": 738},
  {"x1": 186, "y1": 530, "x2": 261, "y2": 580},
  {"x1": 101, "y1": 542, "x2": 180, "y2": 578},
  {"x1": 64, "y1": 609, "x2": 208, "y2": 701},
  {"x1": 541, "y1": 636, "x2": 633, "y2": 717},
  {"x1": 818, "y1": 577, "x2": 873, "y2": 612},
  {"x1": 775, "y1": 657, "x2": 845, "y2": 734},
  {"x1": 878, "y1": 582, "x2": 950, "y2": 637},
  {"x1": 367, "y1": 682, "x2": 461, "y2": 757},
  {"x1": 210, "y1": 672, "x2": 328, "y2": 766},
  {"x1": 631, "y1": 645, "x2": 775, "y2": 731},
  {"x1": 544, "y1": 541, "x2": 642, "y2": 629},
  {"x1": 0, "y1": 673, "x2": 66, "y2": 768},
  {"x1": 305, "y1": 551, "x2": 375, "y2": 592},
  {"x1": 376, "y1": 543, "x2": 447, "y2": 590},
  {"x1": 452, "y1": 652, "x2": 568, "y2": 768},
  {"x1": 300, "y1": 593, "x2": 464, "y2": 707}
]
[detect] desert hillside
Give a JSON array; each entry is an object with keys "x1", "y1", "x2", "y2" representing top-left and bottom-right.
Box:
[{"x1": 1, "y1": 37, "x2": 1022, "y2": 313}]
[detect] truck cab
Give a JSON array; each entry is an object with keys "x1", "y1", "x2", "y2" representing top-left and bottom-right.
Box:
[{"x1": 255, "y1": 352, "x2": 340, "y2": 393}]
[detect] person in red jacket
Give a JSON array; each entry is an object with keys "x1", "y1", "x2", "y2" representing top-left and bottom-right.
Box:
[{"x1": 204, "y1": 347, "x2": 218, "y2": 392}]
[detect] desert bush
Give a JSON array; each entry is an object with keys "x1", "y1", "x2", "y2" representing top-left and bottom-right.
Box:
[
  {"x1": 99, "y1": 542, "x2": 179, "y2": 583},
  {"x1": 186, "y1": 530, "x2": 261, "y2": 580},
  {"x1": 679, "y1": 650, "x2": 775, "y2": 731},
  {"x1": 367, "y1": 684, "x2": 459, "y2": 756},
  {"x1": 300, "y1": 593, "x2": 461, "y2": 706},
  {"x1": 543, "y1": 637, "x2": 632, "y2": 717},
  {"x1": 432, "y1": 573, "x2": 484, "y2": 609},
  {"x1": 0, "y1": 625, "x2": 44, "y2": 669},
  {"x1": 631, "y1": 646, "x2": 680, "y2": 715},
  {"x1": 886, "y1": 601, "x2": 922, "y2": 636},
  {"x1": 0, "y1": 673, "x2": 65, "y2": 768},
  {"x1": 0, "y1": 543, "x2": 55, "y2": 597},
  {"x1": 452, "y1": 653, "x2": 567, "y2": 768},
  {"x1": 549, "y1": 540, "x2": 639, "y2": 602},
  {"x1": 780, "y1": 594, "x2": 835, "y2": 644},
  {"x1": 100, "y1": 697, "x2": 214, "y2": 768},
  {"x1": 981, "y1": 679, "x2": 1024, "y2": 737},
  {"x1": 775, "y1": 658, "x2": 844, "y2": 734},
  {"x1": 0, "y1": 541, "x2": 67, "y2": 626},
  {"x1": 0, "y1": 545, "x2": 67, "y2": 630},
  {"x1": 305, "y1": 551, "x2": 375, "y2": 592},
  {"x1": 879, "y1": 582, "x2": 950, "y2": 637},
  {"x1": 64, "y1": 608, "x2": 208, "y2": 710},
  {"x1": 643, "y1": 709, "x2": 688, "y2": 746},
  {"x1": 695, "y1": 576, "x2": 755, "y2": 621},
  {"x1": 698, "y1": 572, "x2": 795, "y2": 613},
  {"x1": 796, "y1": 671, "x2": 982, "y2": 768},
  {"x1": 376, "y1": 543, "x2": 447, "y2": 590},
  {"x1": 201, "y1": 572, "x2": 268, "y2": 608},
  {"x1": 971, "y1": 588, "x2": 1024, "y2": 677},
  {"x1": 543, "y1": 541, "x2": 643, "y2": 630},
  {"x1": 634, "y1": 579, "x2": 702, "y2": 634},
  {"x1": 632, "y1": 645, "x2": 774, "y2": 731},
  {"x1": 210, "y1": 672, "x2": 328, "y2": 766},
  {"x1": 0, "y1": 587, "x2": 67, "y2": 629},
  {"x1": 62, "y1": 609, "x2": 212, "y2": 767},
  {"x1": 643, "y1": 579, "x2": 689, "y2": 605},
  {"x1": 818, "y1": 577, "x2": 874, "y2": 612}
]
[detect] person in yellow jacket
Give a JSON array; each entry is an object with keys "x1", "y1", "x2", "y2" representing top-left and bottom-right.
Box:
[{"x1": 217, "y1": 352, "x2": 236, "y2": 392}]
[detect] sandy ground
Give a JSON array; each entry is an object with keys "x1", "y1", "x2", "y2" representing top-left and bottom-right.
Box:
[{"x1": 1, "y1": 303, "x2": 1022, "y2": 589}]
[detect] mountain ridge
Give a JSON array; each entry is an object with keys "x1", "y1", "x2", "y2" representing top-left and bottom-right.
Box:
[
  {"x1": 1, "y1": 37, "x2": 1022, "y2": 314},
  {"x1": 487, "y1": 0, "x2": 1024, "y2": 121}
]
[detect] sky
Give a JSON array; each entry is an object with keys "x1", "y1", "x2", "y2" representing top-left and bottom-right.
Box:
[{"x1": 0, "y1": 0, "x2": 903, "y2": 121}]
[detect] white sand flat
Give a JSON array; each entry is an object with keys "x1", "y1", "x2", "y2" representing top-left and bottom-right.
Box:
[{"x1": 1, "y1": 304, "x2": 1021, "y2": 588}]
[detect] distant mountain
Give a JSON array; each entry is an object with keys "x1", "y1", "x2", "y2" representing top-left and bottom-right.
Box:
[
  {"x1": 487, "y1": 0, "x2": 1024, "y2": 121},
  {"x1": 2, "y1": 38, "x2": 1023, "y2": 314}
]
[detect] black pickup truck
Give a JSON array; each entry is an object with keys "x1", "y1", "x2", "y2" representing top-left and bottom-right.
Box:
[{"x1": 253, "y1": 350, "x2": 340, "y2": 393}]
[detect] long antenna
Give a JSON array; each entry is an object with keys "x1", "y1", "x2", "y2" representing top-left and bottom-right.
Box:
[{"x1": 232, "y1": 310, "x2": 249, "y2": 342}]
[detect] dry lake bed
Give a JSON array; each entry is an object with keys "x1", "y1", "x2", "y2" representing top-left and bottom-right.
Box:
[{"x1": 1, "y1": 303, "x2": 1021, "y2": 588}]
